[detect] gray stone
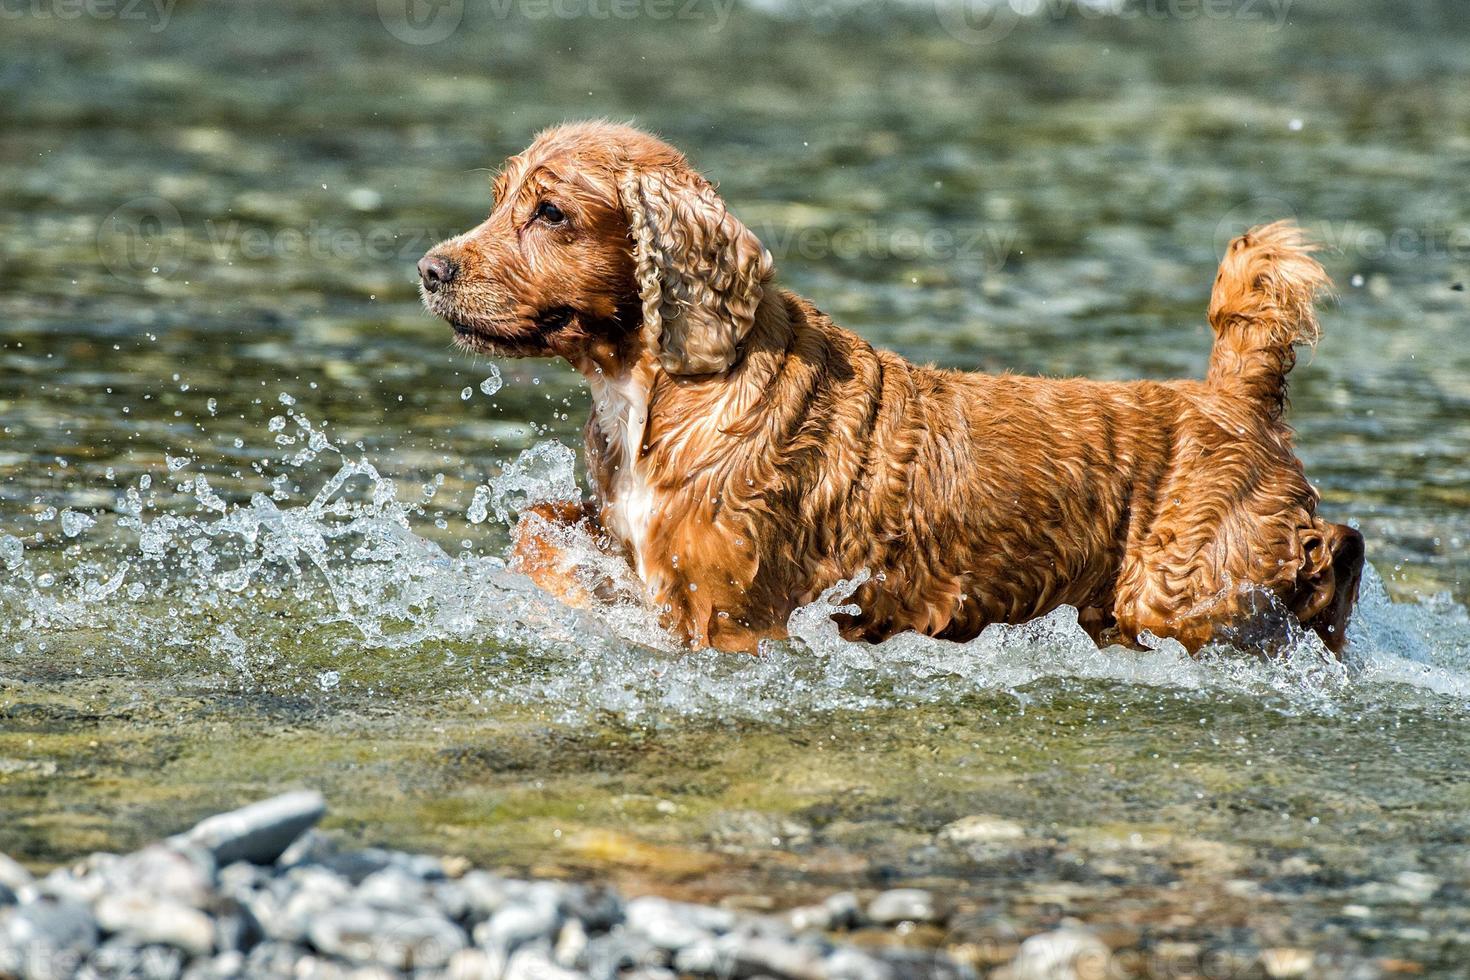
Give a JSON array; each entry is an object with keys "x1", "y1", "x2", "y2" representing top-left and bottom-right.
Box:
[
  {"x1": 274, "y1": 828, "x2": 337, "y2": 870},
  {"x1": 265, "y1": 865, "x2": 353, "y2": 942},
  {"x1": 708, "y1": 811, "x2": 814, "y2": 851},
  {"x1": 624, "y1": 899, "x2": 714, "y2": 952},
  {"x1": 177, "y1": 791, "x2": 326, "y2": 866},
  {"x1": 559, "y1": 884, "x2": 623, "y2": 931},
  {"x1": 442, "y1": 946, "x2": 501, "y2": 979},
  {"x1": 1003, "y1": 927, "x2": 1111, "y2": 980},
  {"x1": 0, "y1": 854, "x2": 34, "y2": 893},
  {"x1": 622, "y1": 969, "x2": 678, "y2": 980},
  {"x1": 723, "y1": 934, "x2": 827, "y2": 980},
  {"x1": 582, "y1": 930, "x2": 663, "y2": 980},
  {"x1": 95, "y1": 892, "x2": 216, "y2": 956},
  {"x1": 937, "y1": 815, "x2": 1026, "y2": 846},
  {"x1": 825, "y1": 947, "x2": 897, "y2": 980},
  {"x1": 32, "y1": 865, "x2": 106, "y2": 907},
  {"x1": 308, "y1": 904, "x2": 468, "y2": 971},
  {"x1": 474, "y1": 895, "x2": 562, "y2": 953},
  {"x1": 215, "y1": 860, "x2": 268, "y2": 897},
  {"x1": 822, "y1": 892, "x2": 862, "y2": 930},
  {"x1": 243, "y1": 940, "x2": 308, "y2": 976},
  {"x1": 765, "y1": 896, "x2": 856, "y2": 938},
  {"x1": 505, "y1": 946, "x2": 585, "y2": 980},
  {"x1": 0, "y1": 898, "x2": 99, "y2": 980},
  {"x1": 671, "y1": 938, "x2": 726, "y2": 976},
  {"x1": 459, "y1": 870, "x2": 516, "y2": 922},
  {"x1": 866, "y1": 889, "x2": 944, "y2": 926},
  {"x1": 102, "y1": 845, "x2": 216, "y2": 909},
  {"x1": 553, "y1": 917, "x2": 589, "y2": 969},
  {"x1": 355, "y1": 866, "x2": 434, "y2": 912},
  {"x1": 181, "y1": 949, "x2": 246, "y2": 980},
  {"x1": 88, "y1": 939, "x2": 187, "y2": 980},
  {"x1": 432, "y1": 878, "x2": 472, "y2": 923},
  {"x1": 211, "y1": 898, "x2": 262, "y2": 954},
  {"x1": 626, "y1": 896, "x2": 734, "y2": 944}
]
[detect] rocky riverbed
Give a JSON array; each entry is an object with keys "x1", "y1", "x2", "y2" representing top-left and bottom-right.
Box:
[{"x1": 0, "y1": 791, "x2": 1148, "y2": 980}]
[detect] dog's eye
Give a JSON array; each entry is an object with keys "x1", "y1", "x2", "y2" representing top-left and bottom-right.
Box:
[{"x1": 534, "y1": 201, "x2": 566, "y2": 225}]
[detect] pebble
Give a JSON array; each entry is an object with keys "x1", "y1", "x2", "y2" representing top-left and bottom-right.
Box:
[
  {"x1": 474, "y1": 893, "x2": 562, "y2": 953},
  {"x1": 0, "y1": 898, "x2": 99, "y2": 979},
  {"x1": 1001, "y1": 926, "x2": 1111, "y2": 980},
  {"x1": 0, "y1": 853, "x2": 33, "y2": 893},
  {"x1": 308, "y1": 904, "x2": 467, "y2": 970},
  {"x1": 177, "y1": 790, "x2": 326, "y2": 866},
  {"x1": 625, "y1": 896, "x2": 724, "y2": 950},
  {"x1": 94, "y1": 893, "x2": 216, "y2": 956},
  {"x1": 0, "y1": 790, "x2": 1050, "y2": 980},
  {"x1": 938, "y1": 814, "x2": 1027, "y2": 845},
  {"x1": 506, "y1": 945, "x2": 585, "y2": 980},
  {"x1": 1261, "y1": 947, "x2": 1314, "y2": 978},
  {"x1": 866, "y1": 888, "x2": 945, "y2": 926}
]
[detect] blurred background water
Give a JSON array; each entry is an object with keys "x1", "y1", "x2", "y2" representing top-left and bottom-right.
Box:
[{"x1": 2, "y1": 0, "x2": 1470, "y2": 972}]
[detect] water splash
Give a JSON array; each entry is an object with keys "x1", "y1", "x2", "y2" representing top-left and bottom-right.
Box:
[{"x1": 1, "y1": 402, "x2": 1468, "y2": 724}]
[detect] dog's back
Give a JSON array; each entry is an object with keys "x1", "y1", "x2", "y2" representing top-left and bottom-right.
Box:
[{"x1": 815, "y1": 223, "x2": 1362, "y2": 652}]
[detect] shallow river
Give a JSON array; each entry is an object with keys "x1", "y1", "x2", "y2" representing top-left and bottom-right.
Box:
[{"x1": 2, "y1": 0, "x2": 1469, "y2": 973}]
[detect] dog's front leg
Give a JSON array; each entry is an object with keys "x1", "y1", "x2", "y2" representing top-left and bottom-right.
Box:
[{"x1": 510, "y1": 500, "x2": 631, "y2": 609}]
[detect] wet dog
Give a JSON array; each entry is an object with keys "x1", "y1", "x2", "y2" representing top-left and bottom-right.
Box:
[{"x1": 419, "y1": 121, "x2": 1363, "y2": 654}]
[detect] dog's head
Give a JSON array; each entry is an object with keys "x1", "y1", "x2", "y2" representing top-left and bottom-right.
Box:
[{"x1": 418, "y1": 121, "x2": 773, "y2": 375}]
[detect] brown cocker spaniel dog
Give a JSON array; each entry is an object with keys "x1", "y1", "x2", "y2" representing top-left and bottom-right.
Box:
[{"x1": 418, "y1": 121, "x2": 1364, "y2": 655}]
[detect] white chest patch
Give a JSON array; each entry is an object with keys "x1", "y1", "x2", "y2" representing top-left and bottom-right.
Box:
[{"x1": 588, "y1": 366, "x2": 656, "y2": 578}]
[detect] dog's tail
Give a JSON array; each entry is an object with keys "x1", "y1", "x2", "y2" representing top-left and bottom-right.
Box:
[{"x1": 1206, "y1": 221, "x2": 1331, "y2": 421}]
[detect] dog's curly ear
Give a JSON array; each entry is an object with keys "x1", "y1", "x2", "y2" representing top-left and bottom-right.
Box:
[{"x1": 620, "y1": 168, "x2": 773, "y2": 375}]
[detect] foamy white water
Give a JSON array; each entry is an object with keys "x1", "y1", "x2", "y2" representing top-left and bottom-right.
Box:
[{"x1": 2, "y1": 402, "x2": 1467, "y2": 725}]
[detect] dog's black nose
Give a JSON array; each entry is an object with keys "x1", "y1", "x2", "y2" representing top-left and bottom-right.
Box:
[{"x1": 417, "y1": 254, "x2": 457, "y2": 292}]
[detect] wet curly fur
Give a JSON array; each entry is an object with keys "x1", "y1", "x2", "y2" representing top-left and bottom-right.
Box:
[{"x1": 419, "y1": 121, "x2": 1364, "y2": 655}]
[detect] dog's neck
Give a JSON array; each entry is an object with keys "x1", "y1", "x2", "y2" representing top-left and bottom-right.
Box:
[
  {"x1": 573, "y1": 290, "x2": 794, "y2": 464},
  {"x1": 571, "y1": 292, "x2": 794, "y2": 569}
]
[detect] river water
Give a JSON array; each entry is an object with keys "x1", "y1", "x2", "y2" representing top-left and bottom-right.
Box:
[{"x1": 2, "y1": 0, "x2": 1469, "y2": 972}]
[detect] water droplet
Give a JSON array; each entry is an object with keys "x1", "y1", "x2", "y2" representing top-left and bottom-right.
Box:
[
  {"x1": 461, "y1": 387, "x2": 473, "y2": 400},
  {"x1": 467, "y1": 486, "x2": 491, "y2": 525},
  {"x1": 60, "y1": 511, "x2": 96, "y2": 538},
  {"x1": 479, "y1": 365, "x2": 504, "y2": 396}
]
